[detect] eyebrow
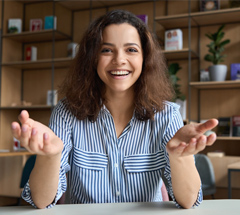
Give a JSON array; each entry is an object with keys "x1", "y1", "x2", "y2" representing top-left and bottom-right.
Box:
[{"x1": 102, "y1": 42, "x2": 141, "y2": 48}]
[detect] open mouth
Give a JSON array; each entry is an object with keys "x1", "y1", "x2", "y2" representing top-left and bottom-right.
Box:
[{"x1": 110, "y1": 70, "x2": 130, "y2": 76}]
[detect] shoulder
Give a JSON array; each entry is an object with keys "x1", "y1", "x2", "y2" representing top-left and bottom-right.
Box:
[
  {"x1": 157, "y1": 101, "x2": 180, "y2": 116},
  {"x1": 50, "y1": 98, "x2": 75, "y2": 124},
  {"x1": 154, "y1": 101, "x2": 183, "y2": 126}
]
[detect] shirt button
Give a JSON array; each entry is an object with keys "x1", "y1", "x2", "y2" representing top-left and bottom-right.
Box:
[
  {"x1": 114, "y1": 163, "x2": 118, "y2": 168},
  {"x1": 116, "y1": 191, "x2": 120, "y2": 196}
]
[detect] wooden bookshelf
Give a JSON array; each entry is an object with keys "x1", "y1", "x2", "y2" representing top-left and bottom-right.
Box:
[{"x1": 190, "y1": 81, "x2": 240, "y2": 89}]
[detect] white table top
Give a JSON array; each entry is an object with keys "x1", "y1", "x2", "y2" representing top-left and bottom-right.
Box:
[{"x1": 1, "y1": 200, "x2": 240, "y2": 215}]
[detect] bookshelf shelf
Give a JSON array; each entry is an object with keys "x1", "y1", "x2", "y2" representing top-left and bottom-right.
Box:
[
  {"x1": 0, "y1": 105, "x2": 53, "y2": 110},
  {"x1": 190, "y1": 81, "x2": 240, "y2": 89},
  {"x1": 2, "y1": 30, "x2": 71, "y2": 43},
  {"x1": 1, "y1": 57, "x2": 73, "y2": 70},
  {"x1": 217, "y1": 137, "x2": 240, "y2": 141},
  {"x1": 162, "y1": 49, "x2": 199, "y2": 60},
  {"x1": 155, "y1": 7, "x2": 240, "y2": 29},
  {"x1": 0, "y1": 151, "x2": 33, "y2": 157}
]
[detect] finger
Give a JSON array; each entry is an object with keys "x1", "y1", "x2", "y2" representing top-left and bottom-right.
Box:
[
  {"x1": 206, "y1": 132, "x2": 217, "y2": 146},
  {"x1": 197, "y1": 119, "x2": 218, "y2": 133},
  {"x1": 41, "y1": 133, "x2": 52, "y2": 154},
  {"x1": 19, "y1": 124, "x2": 31, "y2": 148},
  {"x1": 11, "y1": 122, "x2": 21, "y2": 139},
  {"x1": 28, "y1": 128, "x2": 41, "y2": 152},
  {"x1": 18, "y1": 110, "x2": 30, "y2": 124},
  {"x1": 183, "y1": 138, "x2": 197, "y2": 155},
  {"x1": 172, "y1": 142, "x2": 187, "y2": 155},
  {"x1": 195, "y1": 135, "x2": 207, "y2": 152}
]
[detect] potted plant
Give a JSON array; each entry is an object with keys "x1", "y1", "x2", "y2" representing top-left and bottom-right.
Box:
[
  {"x1": 204, "y1": 24, "x2": 230, "y2": 81},
  {"x1": 168, "y1": 63, "x2": 186, "y2": 120}
]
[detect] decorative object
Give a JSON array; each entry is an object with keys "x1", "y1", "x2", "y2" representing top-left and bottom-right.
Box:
[
  {"x1": 30, "y1": 19, "x2": 42, "y2": 31},
  {"x1": 165, "y1": 29, "x2": 183, "y2": 51},
  {"x1": 47, "y1": 90, "x2": 58, "y2": 105},
  {"x1": 136, "y1": 14, "x2": 148, "y2": 25},
  {"x1": 204, "y1": 25, "x2": 230, "y2": 81},
  {"x1": 26, "y1": 46, "x2": 37, "y2": 61},
  {"x1": 67, "y1": 42, "x2": 79, "y2": 58},
  {"x1": 168, "y1": 63, "x2": 186, "y2": 120},
  {"x1": 230, "y1": 63, "x2": 240, "y2": 80},
  {"x1": 200, "y1": 0, "x2": 220, "y2": 11},
  {"x1": 200, "y1": 69, "x2": 210, "y2": 81},
  {"x1": 8, "y1": 18, "x2": 22, "y2": 33},
  {"x1": 44, "y1": 16, "x2": 57, "y2": 30}
]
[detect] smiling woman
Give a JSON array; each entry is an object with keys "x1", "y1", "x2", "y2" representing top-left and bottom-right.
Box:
[{"x1": 11, "y1": 9, "x2": 218, "y2": 210}]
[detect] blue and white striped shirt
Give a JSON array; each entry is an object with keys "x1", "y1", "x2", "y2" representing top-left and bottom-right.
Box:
[{"x1": 22, "y1": 99, "x2": 202, "y2": 208}]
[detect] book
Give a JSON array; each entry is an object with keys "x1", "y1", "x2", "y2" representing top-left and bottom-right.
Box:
[
  {"x1": 200, "y1": 0, "x2": 220, "y2": 11},
  {"x1": 165, "y1": 29, "x2": 183, "y2": 51},
  {"x1": 44, "y1": 16, "x2": 57, "y2": 30},
  {"x1": 230, "y1": 63, "x2": 240, "y2": 80},
  {"x1": 8, "y1": 18, "x2": 22, "y2": 33},
  {"x1": 30, "y1": 19, "x2": 42, "y2": 31},
  {"x1": 217, "y1": 117, "x2": 232, "y2": 136},
  {"x1": 26, "y1": 46, "x2": 37, "y2": 61},
  {"x1": 232, "y1": 115, "x2": 240, "y2": 137},
  {"x1": 136, "y1": 14, "x2": 148, "y2": 25}
]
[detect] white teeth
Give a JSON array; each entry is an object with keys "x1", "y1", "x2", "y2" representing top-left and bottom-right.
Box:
[{"x1": 110, "y1": 70, "x2": 129, "y2": 75}]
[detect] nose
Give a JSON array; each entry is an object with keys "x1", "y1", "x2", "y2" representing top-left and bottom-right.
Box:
[{"x1": 112, "y1": 51, "x2": 127, "y2": 65}]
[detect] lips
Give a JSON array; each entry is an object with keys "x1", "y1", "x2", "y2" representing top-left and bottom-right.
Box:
[{"x1": 110, "y1": 70, "x2": 130, "y2": 76}]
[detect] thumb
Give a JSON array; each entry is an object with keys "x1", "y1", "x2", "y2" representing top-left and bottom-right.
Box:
[{"x1": 197, "y1": 119, "x2": 218, "y2": 133}]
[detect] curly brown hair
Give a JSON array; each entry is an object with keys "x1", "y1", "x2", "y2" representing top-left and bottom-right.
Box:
[{"x1": 60, "y1": 9, "x2": 174, "y2": 121}]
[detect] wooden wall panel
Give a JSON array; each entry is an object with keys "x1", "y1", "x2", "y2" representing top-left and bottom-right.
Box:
[
  {"x1": 200, "y1": 89, "x2": 240, "y2": 119},
  {"x1": 1, "y1": 68, "x2": 21, "y2": 106}
]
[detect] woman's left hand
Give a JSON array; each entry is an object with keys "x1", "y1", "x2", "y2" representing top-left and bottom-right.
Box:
[{"x1": 167, "y1": 119, "x2": 218, "y2": 158}]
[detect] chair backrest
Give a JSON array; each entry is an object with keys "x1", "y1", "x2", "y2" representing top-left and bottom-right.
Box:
[
  {"x1": 195, "y1": 153, "x2": 216, "y2": 189},
  {"x1": 20, "y1": 155, "x2": 36, "y2": 188}
]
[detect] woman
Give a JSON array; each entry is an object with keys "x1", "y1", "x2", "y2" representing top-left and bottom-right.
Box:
[{"x1": 11, "y1": 10, "x2": 218, "y2": 209}]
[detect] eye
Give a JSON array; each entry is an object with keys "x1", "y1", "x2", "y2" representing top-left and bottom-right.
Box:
[
  {"x1": 127, "y1": 48, "x2": 138, "y2": 53},
  {"x1": 101, "y1": 48, "x2": 112, "y2": 53}
]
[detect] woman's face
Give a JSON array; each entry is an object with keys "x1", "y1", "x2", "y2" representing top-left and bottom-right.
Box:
[{"x1": 97, "y1": 23, "x2": 143, "y2": 96}]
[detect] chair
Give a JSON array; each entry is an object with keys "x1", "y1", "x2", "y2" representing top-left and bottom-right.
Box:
[
  {"x1": 195, "y1": 153, "x2": 216, "y2": 198},
  {"x1": 17, "y1": 155, "x2": 36, "y2": 205}
]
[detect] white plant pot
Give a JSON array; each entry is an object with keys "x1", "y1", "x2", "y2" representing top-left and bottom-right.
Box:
[{"x1": 208, "y1": 64, "x2": 227, "y2": 81}]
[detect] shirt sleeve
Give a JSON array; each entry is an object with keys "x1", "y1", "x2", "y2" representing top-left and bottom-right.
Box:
[
  {"x1": 21, "y1": 100, "x2": 73, "y2": 208},
  {"x1": 161, "y1": 102, "x2": 203, "y2": 208}
]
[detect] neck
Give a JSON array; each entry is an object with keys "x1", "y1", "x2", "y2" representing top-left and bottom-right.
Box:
[{"x1": 104, "y1": 90, "x2": 135, "y2": 138}]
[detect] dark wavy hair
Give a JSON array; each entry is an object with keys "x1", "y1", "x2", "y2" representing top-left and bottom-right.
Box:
[{"x1": 60, "y1": 9, "x2": 174, "y2": 121}]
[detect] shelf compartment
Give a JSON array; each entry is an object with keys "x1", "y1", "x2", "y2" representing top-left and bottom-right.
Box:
[
  {"x1": 190, "y1": 80, "x2": 240, "y2": 89},
  {"x1": 191, "y1": 8, "x2": 240, "y2": 26},
  {"x1": 1, "y1": 57, "x2": 73, "y2": 70},
  {"x1": 162, "y1": 48, "x2": 198, "y2": 60},
  {"x1": 2, "y1": 30, "x2": 71, "y2": 43},
  {"x1": 155, "y1": 8, "x2": 240, "y2": 29}
]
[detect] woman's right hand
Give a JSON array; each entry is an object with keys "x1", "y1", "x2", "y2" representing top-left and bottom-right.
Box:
[{"x1": 11, "y1": 110, "x2": 63, "y2": 157}]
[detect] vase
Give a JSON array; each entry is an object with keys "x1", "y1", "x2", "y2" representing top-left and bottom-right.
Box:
[{"x1": 208, "y1": 65, "x2": 227, "y2": 81}]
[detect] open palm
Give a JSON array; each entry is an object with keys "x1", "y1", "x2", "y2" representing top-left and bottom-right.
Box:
[{"x1": 11, "y1": 110, "x2": 63, "y2": 156}]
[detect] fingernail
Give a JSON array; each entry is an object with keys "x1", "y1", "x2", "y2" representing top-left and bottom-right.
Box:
[
  {"x1": 32, "y1": 128, "x2": 37, "y2": 135},
  {"x1": 44, "y1": 133, "x2": 48, "y2": 140},
  {"x1": 11, "y1": 124, "x2": 16, "y2": 129},
  {"x1": 22, "y1": 126, "x2": 27, "y2": 132}
]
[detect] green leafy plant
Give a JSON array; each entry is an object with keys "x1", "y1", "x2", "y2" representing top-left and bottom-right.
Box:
[
  {"x1": 168, "y1": 63, "x2": 185, "y2": 102},
  {"x1": 204, "y1": 25, "x2": 230, "y2": 65}
]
